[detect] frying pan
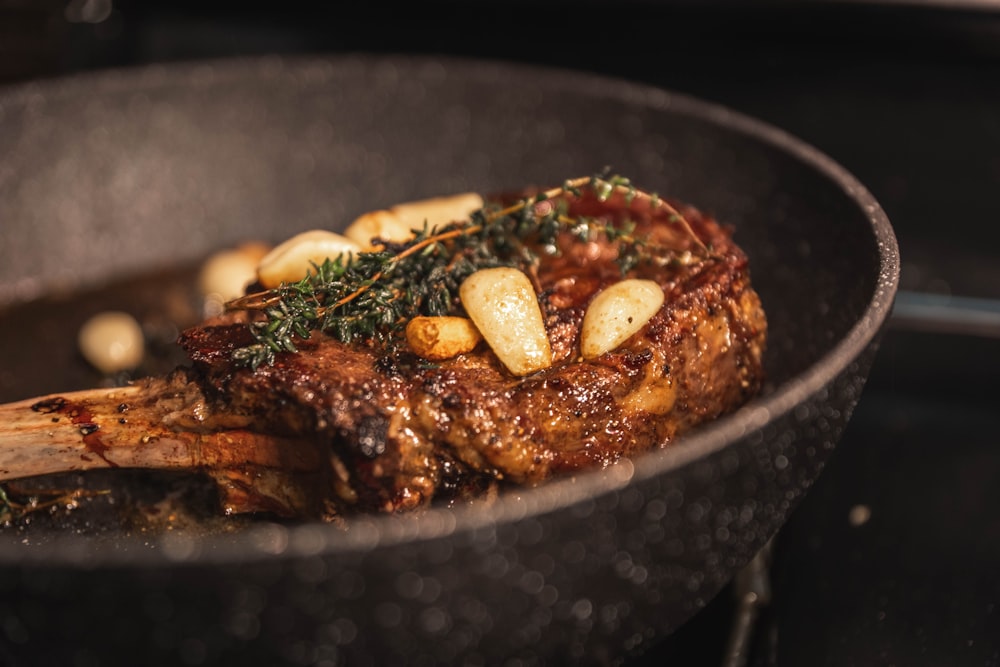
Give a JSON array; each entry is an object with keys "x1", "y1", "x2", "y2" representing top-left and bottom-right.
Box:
[{"x1": 0, "y1": 55, "x2": 898, "y2": 665}]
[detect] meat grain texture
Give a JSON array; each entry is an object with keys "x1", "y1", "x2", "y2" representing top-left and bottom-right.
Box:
[{"x1": 180, "y1": 190, "x2": 767, "y2": 518}]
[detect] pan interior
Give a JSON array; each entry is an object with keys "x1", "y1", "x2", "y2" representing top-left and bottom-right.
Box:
[{"x1": 0, "y1": 55, "x2": 898, "y2": 564}]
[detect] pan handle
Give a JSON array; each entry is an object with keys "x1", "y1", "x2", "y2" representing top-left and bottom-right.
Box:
[{"x1": 890, "y1": 290, "x2": 1000, "y2": 338}]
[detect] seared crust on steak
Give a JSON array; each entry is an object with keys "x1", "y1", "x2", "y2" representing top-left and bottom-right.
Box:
[{"x1": 179, "y1": 189, "x2": 766, "y2": 516}]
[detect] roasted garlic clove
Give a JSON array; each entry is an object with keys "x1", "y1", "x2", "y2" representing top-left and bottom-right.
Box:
[
  {"x1": 391, "y1": 193, "x2": 484, "y2": 229},
  {"x1": 78, "y1": 311, "x2": 146, "y2": 374},
  {"x1": 344, "y1": 192, "x2": 484, "y2": 248},
  {"x1": 459, "y1": 267, "x2": 552, "y2": 376},
  {"x1": 405, "y1": 316, "x2": 482, "y2": 361},
  {"x1": 198, "y1": 241, "x2": 271, "y2": 302},
  {"x1": 344, "y1": 209, "x2": 414, "y2": 248},
  {"x1": 256, "y1": 230, "x2": 362, "y2": 289},
  {"x1": 581, "y1": 279, "x2": 665, "y2": 359}
]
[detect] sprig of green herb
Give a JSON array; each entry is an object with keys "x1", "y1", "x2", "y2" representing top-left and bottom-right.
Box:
[{"x1": 226, "y1": 173, "x2": 710, "y2": 369}]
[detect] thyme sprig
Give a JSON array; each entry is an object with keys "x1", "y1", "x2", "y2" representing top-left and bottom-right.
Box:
[{"x1": 226, "y1": 174, "x2": 710, "y2": 369}]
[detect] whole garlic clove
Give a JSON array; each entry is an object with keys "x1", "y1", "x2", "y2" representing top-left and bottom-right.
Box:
[
  {"x1": 256, "y1": 230, "x2": 362, "y2": 289},
  {"x1": 198, "y1": 241, "x2": 271, "y2": 302},
  {"x1": 406, "y1": 316, "x2": 482, "y2": 360},
  {"x1": 391, "y1": 192, "x2": 483, "y2": 229},
  {"x1": 344, "y1": 209, "x2": 413, "y2": 248},
  {"x1": 344, "y1": 192, "x2": 484, "y2": 249},
  {"x1": 459, "y1": 267, "x2": 552, "y2": 376},
  {"x1": 581, "y1": 279, "x2": 665, "y2": 359},
  {"x1": 78, "y1": 311, "x2": 146, "y2": 374}
]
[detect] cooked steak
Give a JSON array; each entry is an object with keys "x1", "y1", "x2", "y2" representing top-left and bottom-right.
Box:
[
  {"x1": 179, "y1": 186, "x2": 767, "y2": 516},
  {"x1": 0, "y1": 178, "x2": 766, "y2": 521}
]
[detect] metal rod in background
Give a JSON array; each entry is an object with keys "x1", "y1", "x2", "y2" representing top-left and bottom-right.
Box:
[
  {"x1": 891, "y1": 290, "x2": 1000, "y2": 338},
  {"x1": 721, "y1": 539, "x2": 774, "y2": 667}
]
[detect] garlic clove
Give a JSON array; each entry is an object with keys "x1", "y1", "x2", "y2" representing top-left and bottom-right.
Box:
[
  {"x1": 391, "y1": 192, "x2": 483, "y2": 229},
  {"x1": 581, "y1": 279, "x2": 665, "y2": 359},
  {"x1": 344, "y1": 192, "x2": 484, "y2": 249},
  {"x1": 198, "y1": 241, "x2": 271, "y2": 302},
  {"x1": 256, "y1": 230, "x2": 362, "y2": 289},
  {"x1": 344, "y1": 209, "x2": 412, "y2": 248},
  {"x1": 78, "y1": 311, "x2": 146, "y2": 374},
  {"x1": 459, "y1": 267, "x2": 552, "y2": 376},
  {"x1": 406, "y1": 316, "x2": 482, "y2": 361}
]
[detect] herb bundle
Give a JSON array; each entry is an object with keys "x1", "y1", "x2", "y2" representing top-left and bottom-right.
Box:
[{"x1": 226, "y1": 173, "x2": 709, "y2": 369}]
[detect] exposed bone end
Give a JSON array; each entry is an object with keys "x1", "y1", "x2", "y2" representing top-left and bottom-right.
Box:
[{"x1": 0, "y1": 375, "x2": 327, "y2": 518}]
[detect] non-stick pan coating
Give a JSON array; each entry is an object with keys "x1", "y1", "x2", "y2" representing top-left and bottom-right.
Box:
[{"x1": 0, "y1": 55, "x2": 898, "y2": 665}]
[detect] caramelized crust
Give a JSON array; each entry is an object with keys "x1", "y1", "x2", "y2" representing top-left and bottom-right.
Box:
[{"x1": 179, "y1": 190, "x2": 766, "y2": 516}]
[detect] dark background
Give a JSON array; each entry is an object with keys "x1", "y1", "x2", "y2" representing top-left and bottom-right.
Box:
[
  {"x1": 3, "y1": 2, "x2": 999, "y2": 665},
  {"x1": 6, "y1": 0, "x2": 1000, "y2": 299}
]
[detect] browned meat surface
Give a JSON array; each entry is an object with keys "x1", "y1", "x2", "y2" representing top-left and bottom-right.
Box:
[
  {"x1": 178, "y1": 190, "x2": 766, "y2": 517},
  {"x1": 0, "y1": 184, "x2": 765, "y2": 521}
]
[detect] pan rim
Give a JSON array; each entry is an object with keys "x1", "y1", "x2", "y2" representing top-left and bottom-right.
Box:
[{"x1": 0, "y1": 53, "x2": 900, "y2": 567}]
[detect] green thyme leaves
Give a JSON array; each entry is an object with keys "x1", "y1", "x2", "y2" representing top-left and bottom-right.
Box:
[{"x1": 226, "y1": 173, "x2": 708, "y2": 369}]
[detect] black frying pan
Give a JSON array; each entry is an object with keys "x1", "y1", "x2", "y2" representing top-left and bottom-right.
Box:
[{"x1": 0, "y1": 55, "x2": 898, "y2": 666}]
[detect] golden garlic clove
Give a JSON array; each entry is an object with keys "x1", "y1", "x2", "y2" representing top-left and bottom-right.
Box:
[
  {"x1": 344, "y1": 209, "x2": 413, "y2": 248},
  {"x1": 198, "y1": 241, "x2": 271, "y2": 302},
  {"x1": 459, "y1": 267, "x2": 552, "y2": 376},
  {"x1": 391, "y1": 192, "x2": 483, "y2": 229},
  {"x1": 405, "y1": 316, "x2": 483, "y2": 361},
  {"x1": 581, "y1": 279, "x2": 665, "y2": 359},
  {"x1": 256, "y1": 230, "x2": 362, "y2": 289},
  {"x1": 344, "y1": 192, "x2": 484, "y2": 248}
]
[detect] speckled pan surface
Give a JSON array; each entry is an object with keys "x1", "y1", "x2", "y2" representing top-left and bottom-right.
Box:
[{"x1": 0, "y1": 55, "x2": 898, "y2": 665}]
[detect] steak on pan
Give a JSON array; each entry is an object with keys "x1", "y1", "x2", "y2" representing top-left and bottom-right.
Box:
[{"x1": 0, "y1": 177, "x2": 766, "y2": 522}]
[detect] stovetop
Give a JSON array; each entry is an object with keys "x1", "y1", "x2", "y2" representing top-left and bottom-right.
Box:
[
  {"x1": 643, "y1": 323, "x2": 1000, "y2": 666},
  {"x1": 4, "y1": 2, "x2": 999, "y2": 665}
]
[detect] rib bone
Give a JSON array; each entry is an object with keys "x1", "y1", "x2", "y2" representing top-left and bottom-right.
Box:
[{"x1": 0, "y1": 374, "x2": 327, "y2": 517}]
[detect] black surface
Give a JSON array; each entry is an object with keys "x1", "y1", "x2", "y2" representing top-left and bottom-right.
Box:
[
  {"x1": 640, "y1": 323, "x2": 1000, "y2": 666},
  {"x1": 2, "y1": 2, "x2": 998, "y2": 665},
  {"x1": 761, "y1": 328, "x2": 1000, "y2": 667}
]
